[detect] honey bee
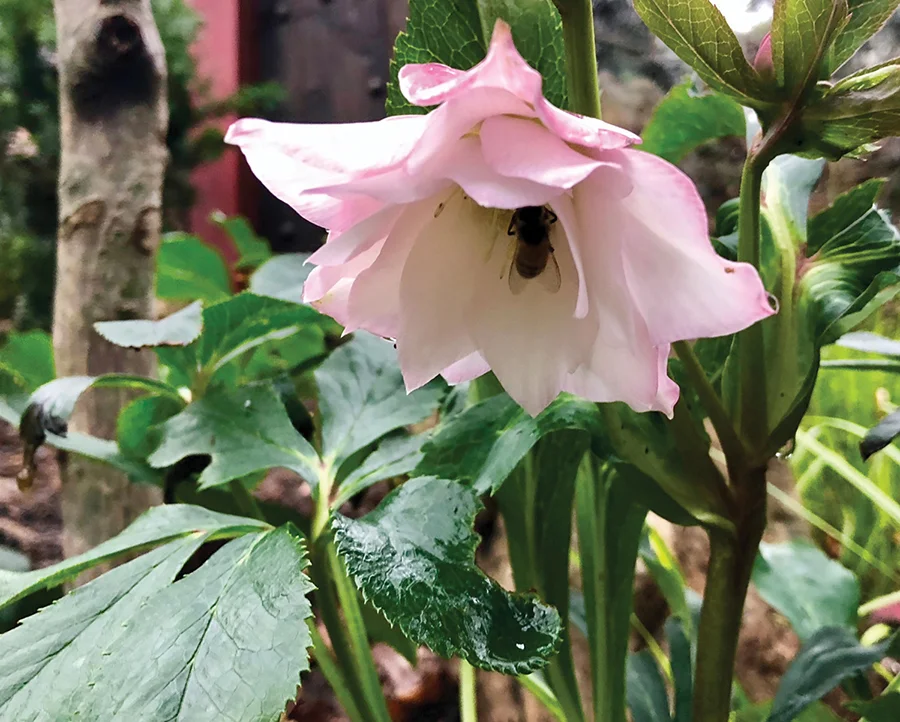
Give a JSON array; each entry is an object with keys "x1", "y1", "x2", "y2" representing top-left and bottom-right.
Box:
[{"x1": 506, "y1": 205, "x2": 561, "y2": 294}]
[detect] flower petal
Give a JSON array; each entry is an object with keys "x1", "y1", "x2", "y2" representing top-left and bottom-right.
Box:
[
  {"x1": 396, "y1": 193, "x2": 490, "y2": 390},
  {"x1": 303, "y1": 240, "x2": 385, "y2": 327},
  {"x1": 480, "y1": 115, "x2": 605, "y2": 189},
  {"x1": 225, "y1": 116, "x2": 428, "y2": 229},
  {"x1": 611, "y1": 151, "x2": 776, "y2": 344},
  {"x1": 442, "y1": 137, "x2": 560, "y2": 209},
  {"x1": 308, "y1": 205, "x2": 403, "y2": 267},
  {"x1": 344, "y1": 198, "x2": 437, "y2": 338},
  {"x1": 398, "y1": 20, "x2": 638, "y2": 151},
  {"x1": 441, "y1": 352, "x2": 490, "y2": 384}
]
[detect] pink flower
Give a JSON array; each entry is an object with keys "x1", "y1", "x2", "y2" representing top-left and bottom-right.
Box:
[{"x1": 226, "y1": 20, "x2": 774, "y2": 416}]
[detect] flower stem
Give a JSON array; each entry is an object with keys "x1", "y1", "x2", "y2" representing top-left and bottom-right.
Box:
[
  {"x1": 554, "y1": 0, "x2": 602, "y2": 117},
  {"x1": 692, "y1": 468, "x2": 767, "y2": 722},
  {"x1": 460, "y1": 660, "x2": 478, "y2": 722}
]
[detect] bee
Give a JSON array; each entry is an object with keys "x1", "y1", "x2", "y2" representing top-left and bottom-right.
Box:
[{"x1": 506, "y1": 205, "x2": 561, "y2": 294}]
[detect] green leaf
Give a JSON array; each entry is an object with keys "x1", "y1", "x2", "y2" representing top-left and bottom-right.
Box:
[
  {"x1": 416, "y1": 392, "x2": 603, "y2": 495},
  {"x1": 804, "y1": 61, "x2": 900, "y2": 156},
  {"x1": 752, "y1": 541, "x2": 860, "y2": 641},
  {"x1": 333, "y1": 432, "x2": 428, "y2": 508},
  {"x1": 801, "y1": 179, "x2": 900, "y2": 344},
  {"x1": 211, "y1": 212, "x2": 272, "y2": 269},
  {"x1": 771, "y1": 0, "x2": 848, "y2": 95},
  {"x1": 474, "y1": 0, "x2": 567, "y2": 108},
  {"x1": 249, "y1": 252, "x2": 315, "y2": 306},
  {"x1": 94, "y1": 301, "x2": 203, "y2": 349},
  {"x1": 666, "y1": 616, "x2": 694, "y2": 722},
  {"x1": 155, "y1": 231, "x2": 231, "y2": 303},
  {"x1": 627, "y1": 651, "x2": 672, "y2": 722},
  {"x1": 767, "y1": 626, "x2": 896, "y2": 722},
  {"x1": 0, "y1": 528, "x2": 314, "y2": 722},
  {"x1": 631, "y1": 0, "x2": 772, "y2": 106},
  {"x1": 846, "y1": 692, "x2": 900, "y2": 722},
  {"x1": 0, "y1": 504, "x2": 267, "y2": 609},
  {"x1": 860, "y1": 408, "x2": 900, "y2": 460},
  {"x1": 387, "y1": 0, "x2": 486, "y2": 116},
  {"x1": 639, "y1": 526, "x2": 693, "y2": 634},
  {"x1": 360, "y1": 596, "x2": 420, "y2": 666},
  {"x1": 763, "y1": 155, "x2": 826, "y2": 246},
  {"x1": 640, "y1": 80, "x2": 746, "y2": 163},
  {"x1": 826, "y1": 0, "x2": 900, "y2": 73},
  {"x1": 116, "y1": 394, "x2": 185, "y2": 461},
  {"x1": 149, "y1": 383, "x2": 321, "y2": 488},
  {"x1": 332, "y1": 477, "x2": 562, "y2": 673},
  {"x1": 316, "y1": 332, "x2": 443, "y2": 471},
  {"x1": 0, "y1": 330, "x2": 53, "y2": 393}
]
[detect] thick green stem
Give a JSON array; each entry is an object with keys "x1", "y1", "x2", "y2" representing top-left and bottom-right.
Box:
[
  {"x1": 459, "y1": 660, "x2": 478, "y2": 722},
  {"x1": 692, "y1": 468, "x2": 767, "y2": 722},
  {"x1": 736, "y1": 153, "x2": 770, "y2": 455},
  {"x1": 555, "y1": 0, "x2": 602, "y2": 116}
]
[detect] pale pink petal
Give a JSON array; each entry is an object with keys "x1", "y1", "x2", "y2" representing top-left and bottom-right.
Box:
[
  {"x1": 467, "y1": 208, "x2": 595, "y2": 414},
  {"x1": 611, "y1": 151, "x2": 775, "y2": 345},
  {"x1": 549, "y1": 194, "x2": 589, "y2": 320},
  {"x1": 395, "y1": 195, "x2": 490, "y2": 390},
  {"x1": 480, "y1": 116, "x2": 605, "y2": 189},
  {"x1": 398, "y1": 20, "x2": 638, "y2": 151},
  {"x1": 442, "y1": 136, "x2": 560, "y2": 209},
  {"x1": 303, "y1": 241, "x2": 385, "y2": 326},
  {"x1": 308, "y1": 205, "x2": 403, "y2": 267},
  {"x1": 345, "y1": 198, "x2": 437, "y2": 338},
  {"x1": 307, "y1": 165, "x2": 453, "y2": 206},
  {"x1": 441, "y1": 352, "x2": 490, "y2": 384},
  {"x1": 406, "y1": 87, "x2": 535, "y2": 173},
  {"x1": 225, "y1": 116, "x2": 428, "y2": 229}
]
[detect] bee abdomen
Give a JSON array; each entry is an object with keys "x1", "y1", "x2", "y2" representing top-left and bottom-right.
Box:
[{"x1": 515, "y1": 258, "x2": 546, "y2": 279}]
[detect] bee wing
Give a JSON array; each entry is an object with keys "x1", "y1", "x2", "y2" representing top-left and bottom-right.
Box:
[
  {"x1": 508, "y1": 258, "x2": 528, "y2": 295},
  {"x1": 536, "y1": 250, "x2": 562, "y2": 294}
]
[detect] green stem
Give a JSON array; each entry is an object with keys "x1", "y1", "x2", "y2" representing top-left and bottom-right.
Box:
[
  {"x1": 821, "y1": 359, "x2": 900, "y2": 373},
  {"x1": 518, "y1": 673, "x2": 566, "y2": 721},
  {"x1": 228, "y1": 480, "x2": 265, "y2": 521},
  {"x1": 554, "y1": 0, "x2": 602, "y2": 116},
  {"x1": 692, "y1": 468, "x2": 767, "y2": 722},
  {"x1": 673, "y1": 340, "x2": 747, "y2": 470},
  {"x1": 460, "y1": 660, "x2": 478, "y2": 722},
  {"x1": 736, "y1": 153, "x2": 770, "y2": 455},
  {"x1": 308, "y1": 621, "x2": 367, "y2": 722}
]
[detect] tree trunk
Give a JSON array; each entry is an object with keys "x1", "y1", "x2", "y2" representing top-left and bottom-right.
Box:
[{"x1": 52, "y1": 0, "x2": 167, "y2": 572}]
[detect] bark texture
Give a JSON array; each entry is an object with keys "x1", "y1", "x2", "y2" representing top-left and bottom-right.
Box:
[{"x1": 53, "y1": 0, "x2": 167, "y2": 571}]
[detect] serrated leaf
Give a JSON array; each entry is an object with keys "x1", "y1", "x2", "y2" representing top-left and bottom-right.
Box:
[
  {"x1": 632, "y1": 0, "x2": 772, "y2": 106},
  {"x1": 846, "y1": 692, "x2": 900, "y2": 722},
  {"x1": 387, "y1": 0, "x2": 486, "y2": 115},
  {"x1": 0, "y1": 504, "x2": 266, "y2": 609},
  {"x1": 161, "y1": 293, "x2": 328, "y2": 388},
  {"x1": 826, "y1": 0, "x2": 900, "y2": 73},
  {"x1": 333, "y1": 477, "x2": 561, "y2": 673},
  {"x1": 415, "y1": 392, "x2": 603, "y2": 495},
  {"x1": 0, "y1": 330, "x2": 53, "y2": 394},
  {"x1": 156, "y1": 231, "x2": 231, "y2": 303},
  {"x1": 249, "y1": 252, "x2": 315, "y2": 305},
  {"x1": 640, "y1": 80, "x2": 746, "y2": 163},
  {"x1": 752, "y1": 541, "x2": 860, "y2": 642},
  {"x1": 771, "y1": 0, "x2": 848, "y2": 95},
  {"x1": 475, "y1": 0, "x2": 567, "y2": 108},
  {"x1": 211, "y1": 213, "x2": 272, "y2": 269},
  {"x1": 316, "y1": 332, "x2": 443, "y2": 471},
  {"x1": 860, "y1": 408, "x2": 900, "y2": 459},
  {"x1": 0, "y1": 528, "x2": 314, "y2": 722},
  {"x1": 627, "y1": 651, "x2": 672, "y2": 722},
  {"x1": 767, "y1": 626, "x2": 896, "y2": 722},
  {"x1": 801, "y1": 179, "x2": 900, "y2": 344},
  {"x1": 148, "y1": 383, "x2": 321, "y2": 489},
  {"x1": 95, "y1": 301, "x2": 203, "y2": 349},
  {"x1": 804, "y1": 61, "x2": 900, "y2": 155},
  {"x1": 333, "y1": 432, "x2": 428, "y2": 508}
]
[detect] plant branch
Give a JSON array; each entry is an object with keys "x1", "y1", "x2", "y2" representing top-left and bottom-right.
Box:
[{"x1": 460, "y1": 660, "x2": 478, "y2": 722}]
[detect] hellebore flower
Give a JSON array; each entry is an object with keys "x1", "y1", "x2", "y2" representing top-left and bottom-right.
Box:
[{"x1": 226, "y1": 21, "x2": 774, "y2": 416}]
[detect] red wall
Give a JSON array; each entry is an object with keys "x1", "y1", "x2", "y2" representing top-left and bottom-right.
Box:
[{"x1": 185, "y1": 0, "x2": 251, "y2": 263}]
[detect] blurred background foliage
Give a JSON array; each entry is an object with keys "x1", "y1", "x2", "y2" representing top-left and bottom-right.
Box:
[{"x1": 0, "y1": 0, "x2": 284, "y2": 331}]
